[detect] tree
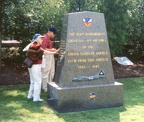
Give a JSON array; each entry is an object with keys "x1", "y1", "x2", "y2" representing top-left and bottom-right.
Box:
[
  {"x1": 96, "y1": 0, "x2": 130, "y2": 55},
  {"x1": 1, "y1": 0, "x2": 67, "y2": 41},
  {"x1": 0, "y1": 0, "x2": 19, "y2": 68},
  {"x1": 126, "y1": 0, "x2": 144, "y2": 58},
  {"x1": 1, "y1": 0, "x2": 67, "y2": 61},
  {"x1": 65, "y1": 0, "x2": 97, "y2": 12}
]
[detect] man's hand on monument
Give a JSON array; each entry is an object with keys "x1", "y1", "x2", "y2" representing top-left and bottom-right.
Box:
[{"x1": 55, "y1": 48, "x2": 60, "y2": 54}]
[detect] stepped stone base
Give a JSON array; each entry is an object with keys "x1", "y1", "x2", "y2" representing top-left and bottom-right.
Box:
[{"x1": 47, "y1": 82, "x2": 123, "y2": 113}]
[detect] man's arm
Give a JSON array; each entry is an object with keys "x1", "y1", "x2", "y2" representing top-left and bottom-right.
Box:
[{"x1": 41, "y1": 47, "x2": 60, "y2": 54}]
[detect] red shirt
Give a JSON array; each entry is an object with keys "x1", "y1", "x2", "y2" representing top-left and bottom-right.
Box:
[{"x1": 41, "y1": 34, "x2": 53, "y2": 49}]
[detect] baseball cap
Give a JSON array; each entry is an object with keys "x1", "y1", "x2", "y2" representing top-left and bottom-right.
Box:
[
  {"x1": 33, "y1": 33, "x2": 44, "y2": 40},
  {"x1": 48, "y1": 26, "x2": 57, "y2": 35}
]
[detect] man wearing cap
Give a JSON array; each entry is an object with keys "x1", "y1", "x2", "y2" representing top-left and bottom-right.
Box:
[{"x1": 41, "y1": 26, "x2": 59, "y2": 92}]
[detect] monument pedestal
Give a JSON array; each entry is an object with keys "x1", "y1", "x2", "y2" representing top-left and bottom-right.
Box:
[{"x1": 48, "y1": 82, "x2": 123, "y2": 113}]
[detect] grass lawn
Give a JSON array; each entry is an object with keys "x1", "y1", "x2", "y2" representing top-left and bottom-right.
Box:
[{"x1": 0, "y1": 77, "x2": 144, "y2": 122}]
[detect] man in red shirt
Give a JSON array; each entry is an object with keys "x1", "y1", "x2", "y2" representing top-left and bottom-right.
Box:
[{"x1": 41, "y1": 27, "x2": 59, "y2": 92}]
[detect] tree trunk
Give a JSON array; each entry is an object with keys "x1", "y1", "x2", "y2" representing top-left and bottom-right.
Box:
[{"x1": 0, "y1": 0, "x2": 3, "y2": 71}]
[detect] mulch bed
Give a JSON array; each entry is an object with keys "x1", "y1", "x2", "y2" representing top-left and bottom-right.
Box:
[
  {"x1": 0, "y1": 58, "x2": 29, "y2": 85},
  {"x1": 112, "y1": 59, "x2": 144, "y2": 79}
]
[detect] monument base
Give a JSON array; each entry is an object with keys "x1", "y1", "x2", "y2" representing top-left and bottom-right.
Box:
[{"x1": 47, "y1": 82, "x2": 123, "y2": 113}]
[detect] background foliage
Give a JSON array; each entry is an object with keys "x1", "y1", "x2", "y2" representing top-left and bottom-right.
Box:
[{"x1": 0, "y1": 0, "x2": 144, "y2": 57}]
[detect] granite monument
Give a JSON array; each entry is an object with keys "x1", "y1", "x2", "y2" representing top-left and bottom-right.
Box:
[{"x1": 47, "y1": 11, "x2": 123, "y2": 112}]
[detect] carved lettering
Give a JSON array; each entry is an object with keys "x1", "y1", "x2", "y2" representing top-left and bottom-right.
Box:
[
  {"x1": 68, "y1": 39, "x2": 84, "y2": 43},
  {"x1": 77, "y1": 65, "x2": 86, "y2": 69},
  {"x1": 92, "y1": 65, "x2": 100, "y2": 68},
  {"x1": 96, "y1": 58, "x2": 108, "y2": 61},
  {"x1": 77, "y1": 59, "x2": 87, "y2": 62},
  {"x1": 76, "y1": 33, "x2": 85, "y2": 36},
  {"x1": 87, "y1": 59, "x2": 95, "y2": 62},
  {"x1": 80, "y1": 52, "x2": 95, "y2": 56},
  {"x1": 68, "y1": 52, "x2": 79, "y2": 56},
  {"x1": 68, "y1": 59, "x2": 77, "y2": 63},
  {"x1": 69, "y1": 33, "x2": 75, "y2": 36},
  {"x1": 96, "y1": 52, "x2": 108, "y2": 55},
  {"x1": 85, "y1": 33, "x2": 103, "y2": 36},
  {"x1": 98, "y1": 39, "x2": 106, "y2": 42}
]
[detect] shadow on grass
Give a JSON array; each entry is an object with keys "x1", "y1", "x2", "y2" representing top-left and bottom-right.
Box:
[
  {"x1": 55, "y1": 106, "x2": 127, "y2": 122},
  {"x1": 0, "y1": 77, "x2": 143, "y2": 122}
]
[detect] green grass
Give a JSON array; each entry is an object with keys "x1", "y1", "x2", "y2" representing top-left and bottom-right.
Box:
[{"x1": 0, "y1": 77, "x2": 144, "y2": 122}]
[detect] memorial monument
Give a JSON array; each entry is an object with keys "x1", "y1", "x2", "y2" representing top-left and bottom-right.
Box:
[{"x1": 47, "y1": 11, "x2": 123, "y2": 112}]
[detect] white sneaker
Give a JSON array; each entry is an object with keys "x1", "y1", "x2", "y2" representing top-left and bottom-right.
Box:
[
  {"x1": 43, "y1": 89, "x2": 47, "y2": 92},
  {"x1": 27, "y1": 96, "x2": 33, "y2": 99},
  {"x1": 33, "y1": 98, "x2": 43, "y2": 102}
]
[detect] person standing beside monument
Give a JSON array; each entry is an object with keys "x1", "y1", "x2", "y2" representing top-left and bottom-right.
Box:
[
  {"x1": 26, "y1": 34, "x2": 45, "y2": 102},
  {"x1": 41, "y1": 26, "x2": 59, "y2": 92},
  {"x1": 26, "y1": 34, "x2": 58, "y2": 101}
]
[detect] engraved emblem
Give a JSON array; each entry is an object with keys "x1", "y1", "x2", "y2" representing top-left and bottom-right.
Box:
[
  {"x1": 72, "y1": 70, "x2": 105, "y2": 82},
  {"x1": 83, "y1": 18, "x2": 92, "y2": 27},
  {"x1": 89, "y1": 92, "x2": 96, "y2": 101}
]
